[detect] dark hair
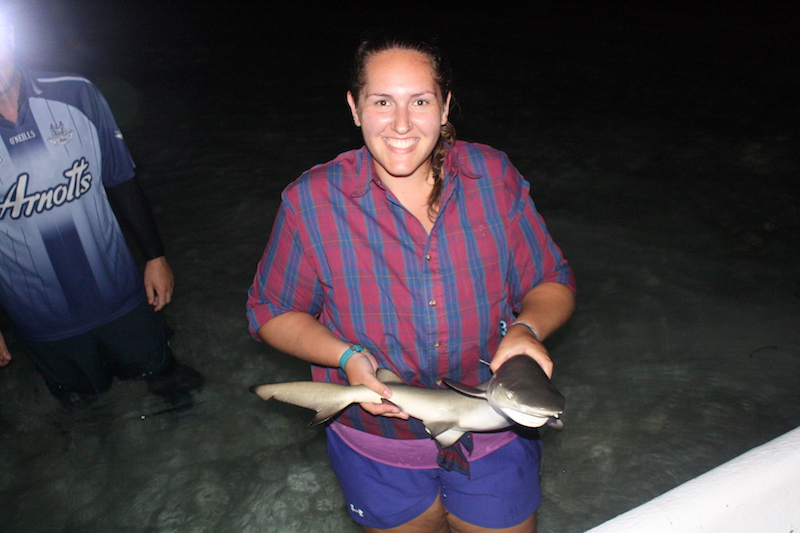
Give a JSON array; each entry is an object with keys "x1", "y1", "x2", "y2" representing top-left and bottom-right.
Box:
[{"x1": 349, "y1": 29, "x2": 456, "y2": 220}]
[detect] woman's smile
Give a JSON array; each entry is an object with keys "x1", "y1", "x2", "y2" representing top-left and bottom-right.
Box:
[
  {"x1": 384, "y1": 137, "x2": 419, "y2": 150},
  {"x1": 347, "y1": 48, "x2": 450, "y2": 185}
]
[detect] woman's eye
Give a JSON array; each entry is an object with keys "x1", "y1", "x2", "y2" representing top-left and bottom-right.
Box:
[{"x1": 414, "y1": 99, "x2": 428, "y2": 106}]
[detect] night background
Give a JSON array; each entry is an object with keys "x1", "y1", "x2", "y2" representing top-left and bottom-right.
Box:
[{"x1": 1, "y1": 1, "x2": 798, "y2": 532}]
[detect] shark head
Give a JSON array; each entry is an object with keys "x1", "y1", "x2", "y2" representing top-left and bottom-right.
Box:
[
  {"x1": 440, "y1": 355, "x2": 566, "y2": 430},
  {"x1": 484, "y1": 355, "x2": 566, "y2": 426}
]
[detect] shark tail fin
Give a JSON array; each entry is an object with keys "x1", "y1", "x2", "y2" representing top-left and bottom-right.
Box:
[
  {"x1": 250, "y1": 383, "x2": 281, "y2": 401},
  {"x1": 250, "y1": 382, "x2": 381, "y2": 426}
]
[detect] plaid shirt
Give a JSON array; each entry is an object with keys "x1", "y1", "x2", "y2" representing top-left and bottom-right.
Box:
[{"x1": 247, "y1": 141, "x2": 575, "y2": 440}]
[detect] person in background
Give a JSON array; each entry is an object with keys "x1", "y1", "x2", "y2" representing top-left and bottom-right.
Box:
[
  {"x1": 247, "y1": 30, "x2": 575, "y2": 533},
  {"x1": 0, "y1": 12, "x2": 202, "y2": 405}
]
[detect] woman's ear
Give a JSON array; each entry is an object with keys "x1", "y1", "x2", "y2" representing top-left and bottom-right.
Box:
[
  {"x1": 441, "y1": 92, "x2": 452, "y2": 126},
  {"x1": 346, "y1": 91, "x2": 361, "y2": 127}
]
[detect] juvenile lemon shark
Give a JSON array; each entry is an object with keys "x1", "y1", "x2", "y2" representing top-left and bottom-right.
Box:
[{"x1": 251, "y1": 355, "x2": 565, "y2": 447}]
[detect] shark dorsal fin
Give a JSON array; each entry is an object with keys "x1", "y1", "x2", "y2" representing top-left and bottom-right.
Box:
[
  {"x1": 440, "y1": 379, "x2": 488, "y2": 399},
  {"x1": 376, "y1": 368, "x2": 404, "y2": 383}
]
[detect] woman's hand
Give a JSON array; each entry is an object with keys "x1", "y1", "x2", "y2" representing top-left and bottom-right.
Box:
[
  {"x1": 492, "y1": 323, "x2": 554, "y2": 377},
  {"x1": 491, "y1": 282, "x2": 576, "y2": 377},
  {"x1": 343, "y1": 350, "x2": 409, "y2": 419}
]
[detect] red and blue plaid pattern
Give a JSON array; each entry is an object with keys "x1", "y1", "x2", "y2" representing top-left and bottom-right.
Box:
[{"x1": 247, "y1": 141, "x2": 575, "y2": 444}]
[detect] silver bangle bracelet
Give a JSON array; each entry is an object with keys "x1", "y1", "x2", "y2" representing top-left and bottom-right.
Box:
[{"x1": 509, "y1": 321, "x2": 540, "y2": 341}]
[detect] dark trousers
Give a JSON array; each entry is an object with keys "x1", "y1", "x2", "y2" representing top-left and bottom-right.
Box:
[{"x1": 20, "y1": 301, "x2": 174, "y2": 397}]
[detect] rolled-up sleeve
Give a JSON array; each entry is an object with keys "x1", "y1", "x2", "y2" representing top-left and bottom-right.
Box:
[
  {"x1": 246, "y1": 197, "x2": 323, "y2": 339},
  {"x1": 504, "y1": 160, "x2": 576, "y2": 310}
]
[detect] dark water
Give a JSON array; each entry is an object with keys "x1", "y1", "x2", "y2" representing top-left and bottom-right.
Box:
[{"x1": 1, "y1": 2, "x2": 799, "y2": 531}]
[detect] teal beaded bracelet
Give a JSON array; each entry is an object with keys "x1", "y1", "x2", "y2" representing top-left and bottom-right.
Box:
[{"x1": 339, "y1": 344, "x2": 367, "y2": 371}]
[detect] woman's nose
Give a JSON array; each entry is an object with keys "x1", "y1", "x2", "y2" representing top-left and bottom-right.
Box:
[{"x1": 392, "y1": 107, "x2": 411, "y2": 134}]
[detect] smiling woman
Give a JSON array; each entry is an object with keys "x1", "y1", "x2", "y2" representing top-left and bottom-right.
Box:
[
  {"x1": 347, "y1": 31, "x2": 457, "y2": 226},
  {"x1": 346, "y1": 48, "x2": 451, "y2": 229},
  {"x1": 247, "y1": 29, "x2": 576, "y2": 533}
]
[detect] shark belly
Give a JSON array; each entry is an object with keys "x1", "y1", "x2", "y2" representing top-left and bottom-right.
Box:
[{"x1": 385, "y1": 385, "x2": 514, "y2": 446}]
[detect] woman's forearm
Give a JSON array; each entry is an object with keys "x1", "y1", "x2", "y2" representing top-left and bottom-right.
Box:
[
  {"x1": 258, "y1": 311, "x2": 350, "y2": 368},
  {"x1": 513, "y1": 282, "x2": 576, "y2": 342}
]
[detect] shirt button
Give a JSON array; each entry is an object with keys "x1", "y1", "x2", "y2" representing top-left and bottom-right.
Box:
[
  {"x1": 429, "y1": 299, "x2": 437, "y2": 307},
  {"x1": 425, "y1": 254, "x2": 432, "y2": 261},
  {"x1": 433, "y1": 341, "x2": 441, "y2": 348}
]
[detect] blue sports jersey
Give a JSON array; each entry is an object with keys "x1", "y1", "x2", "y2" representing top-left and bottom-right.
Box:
[{"x1": 0, "y1": 69, "x2": 144, "y2": 342}]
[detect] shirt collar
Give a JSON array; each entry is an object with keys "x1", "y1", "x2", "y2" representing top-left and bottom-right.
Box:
[{"x1": 348, "y1": 141, "x2": 481, "y2": 198}]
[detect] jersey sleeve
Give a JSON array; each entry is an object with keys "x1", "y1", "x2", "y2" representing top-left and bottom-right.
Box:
[{"x1": 85, "y1": 81, "x2": 136, "y2": 187}]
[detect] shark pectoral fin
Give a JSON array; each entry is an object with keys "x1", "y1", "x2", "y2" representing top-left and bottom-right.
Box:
[
  {"x1": 424, "y1": 420, "x2": 452, "y2": 438},
  {"x1": 431, "y1": 428, "x2": 467, "y2": 448},
  {"x1": 546, "y1": 417, "x2": 564, "y2": 431},
  {"x1": 423, "y1": 419, "x2": 462, "y2": 441},
  {"x1": 440, "y1": 379, "x2": 488, "y2": 399}
]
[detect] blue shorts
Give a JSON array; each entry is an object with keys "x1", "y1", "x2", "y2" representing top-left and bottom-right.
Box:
[{"x1": 327, "y1": 428, "x2": 542, "y2": 529}]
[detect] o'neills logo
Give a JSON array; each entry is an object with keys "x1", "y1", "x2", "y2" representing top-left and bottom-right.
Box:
[
  {"x1": 8, "y1": 130, "x2": 36, "y2": 145},
  {"x1": 0, "y1": 157, "x2": 92, "y2": 219}
]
